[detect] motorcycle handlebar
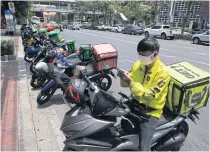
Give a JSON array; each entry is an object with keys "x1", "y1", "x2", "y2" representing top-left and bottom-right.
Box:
[{"x1": 81, "y1": 71, "x2": 92, "y2": 85}]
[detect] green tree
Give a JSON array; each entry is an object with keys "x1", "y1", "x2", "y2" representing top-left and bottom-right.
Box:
[
  {"x1": 28, "y1": 11, "x2": 35, "y2": 25},
  {"x1": 14, "y1": 1, "x2": 30, "y2": 19},
  {"x1": 1, "y1": 1, "x2": 31, "y2": 24},
  {"x1": 83, "y1": 1, "x2": 101, "y2": 26}
]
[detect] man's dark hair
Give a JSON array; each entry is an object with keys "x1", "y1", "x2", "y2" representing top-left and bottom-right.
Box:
[{"x1": 137, "y1": 37, "x2": 160, "y2": 53}]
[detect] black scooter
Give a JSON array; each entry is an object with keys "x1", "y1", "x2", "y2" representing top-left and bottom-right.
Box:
[{"x1": 60, "y1": 72, "x2": 201, "y2": 151}]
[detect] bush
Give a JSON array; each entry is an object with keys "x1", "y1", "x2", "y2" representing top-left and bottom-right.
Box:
[
  {"x1": 1, "y1": 40, "x2": 7, "y2": 56},
  {"x1": 7, "y1": 40, "x2": 14, "y2": 55},
  {"x1": 1, "y1": 40, "x2": 15, "y2": 56}
]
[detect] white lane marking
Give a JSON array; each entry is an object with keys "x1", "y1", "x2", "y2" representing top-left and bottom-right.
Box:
[
  {"x1": 161, "y1": 48, "x2": 208, "y2": 57},
  {"x1": 193, "y1": 52, "x2": 208, "y2": 56},
  {"x1": 160, "y1": 54, "x2": 209, "y2": 66},
  {"x1": 161, "y1": 48, "x2": 169, "y2": 51},
  {"x1": 182, "y1": 58, "x2": 209, "y2": 66},
  {"x1": 183, "y1": 46, "x2": 195, "y2": 49},
  {"x1": 183, "y1": 47, "x2": 209, "y2": 55},
  {"x1": 74, "y1": 31, "x2": 136, "y2": 44},
  {"x1": 71, "y1": 30, "x2": 209, "y2": 66},
  {"x1": 84, "y1": 29, "x2": 143, "y2": 40},
  {"x1": 160, "y1": 54, "x2": 176, "y2": 58},
  {"x1": 125, "y1": 60, "x2": 134, "y2": 64}
]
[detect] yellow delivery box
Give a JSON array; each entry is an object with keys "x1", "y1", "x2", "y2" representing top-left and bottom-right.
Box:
[{"x1": 166, "y1": 62, "x2": 209, "y2": 115}]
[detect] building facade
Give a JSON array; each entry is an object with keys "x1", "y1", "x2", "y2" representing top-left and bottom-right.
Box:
[
  {"x1": 157, "y1": 0, "x2": 209, "y2": 29},
  {"x1": 30, "y1": 0, "x2": 102, "y2": 24}
]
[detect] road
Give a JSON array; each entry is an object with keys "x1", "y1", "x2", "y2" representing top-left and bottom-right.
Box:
[{"x1": 26, "y1": 29, "x2": 209, "y2": 151}]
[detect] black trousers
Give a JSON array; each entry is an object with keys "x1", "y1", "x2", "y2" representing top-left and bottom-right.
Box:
[{"x1": 139, "y1": 116, "x2": 159, "y2": 151}]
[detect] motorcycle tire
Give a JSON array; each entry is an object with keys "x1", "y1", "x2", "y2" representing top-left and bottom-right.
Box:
[
  {"x1": 36, "y1": 84, "x2": 57, "y2": 105},
  {"x1": 24, "y1": 54, "x2": 36, "y2": 62},
  {"x1": 30, "y1": 62, "x2": 36, "y2": 73},
  {"x1": 97, "y1": 74, "x2": 112, "y2": 91},
  {"x1": 30, "y1": 75, "x2": 46, "y2": 88},
  {"x1": 24, "y1": 46, "x2": 27, "y2": 52}
]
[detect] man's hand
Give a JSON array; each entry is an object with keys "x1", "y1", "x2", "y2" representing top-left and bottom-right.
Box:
[{"x1": 117, "y1": 69, "x2": 132, "y2": 85}]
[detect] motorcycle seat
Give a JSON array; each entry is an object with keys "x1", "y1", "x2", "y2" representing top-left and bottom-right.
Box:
[
  {"x1": 68, "y1": 57, "x2": 82, "y2": 64},
  {"x1": 157, "y1": 107, "x2": 175, "y2": 127}
]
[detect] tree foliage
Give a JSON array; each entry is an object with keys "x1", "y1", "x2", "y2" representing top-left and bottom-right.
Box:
[
  {"x1": 74, "y1": 1, "x2": 163, "y2": 25},
  {"x1": 1, "y1": 1, "x2": 31, "y2": 19}
]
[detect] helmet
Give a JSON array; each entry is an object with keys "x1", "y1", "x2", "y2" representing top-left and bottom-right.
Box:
[
  {"x1": 64, "y1": 78, "x2": 88, "y2": 104},
  {"x1": 46, "y1": 50, "x2": 56, "y2": 59},
  {"x1": 27, "y1": 46, "x2": 36, "y2": 54},
  {"x1": 34, "y1": 62, "x2": 49, "y2": 76}
]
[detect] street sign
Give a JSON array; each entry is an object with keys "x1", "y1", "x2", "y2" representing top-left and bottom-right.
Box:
[
  {"x1": 8, "y1": 2, "x2": 15, "y2": 13},
  {"x1": 4, "y1": 10, "x2": 12, "y2": 15}
]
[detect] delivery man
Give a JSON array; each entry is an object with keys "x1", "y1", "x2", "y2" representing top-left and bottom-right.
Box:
[{"x1": 117, "y1": 37, "x2": 170, "y2": 151}]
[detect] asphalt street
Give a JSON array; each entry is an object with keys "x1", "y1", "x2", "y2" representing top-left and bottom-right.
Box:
[{"x1": 26, "y1": 29, "x2": 209, "y2": 151}]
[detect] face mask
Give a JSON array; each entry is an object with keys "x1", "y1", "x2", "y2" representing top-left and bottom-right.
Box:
[{"x1": 139, "y1": 52, "x2": 156, "y2": 65}]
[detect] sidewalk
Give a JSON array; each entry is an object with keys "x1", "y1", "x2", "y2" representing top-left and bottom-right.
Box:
[
  {"x1": 1, "y1": 61, "x2": 18, "y2": 151},
  {"x1": 1, "y1": 36, "x2": 38, "y2": 151},
  {"x1": 1, "y1": 35, "x2": 19, "y2": 151}
]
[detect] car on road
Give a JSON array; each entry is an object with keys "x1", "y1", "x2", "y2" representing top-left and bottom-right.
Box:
[
  {"x1": 88, "y1": 24, "x2": 98, "y2": 30},
  {"x1": 144, "y1": 25, "x2": 175, "y2": 40},
  {"x1": 68, "y1": 24, "x2": 80, "y2": 30},
  {"x1": 97, "y1": 24, "x2": 111, "y2": 31},
  {"x1": 121, "y1": 25, "x2": 144, "y2": 35},
  {"x1": 192, "y1": 30, "x2": 209, "y2": 44},
  {"x1": 110, "y1": 24, "x2": 124, "y2": 33}
]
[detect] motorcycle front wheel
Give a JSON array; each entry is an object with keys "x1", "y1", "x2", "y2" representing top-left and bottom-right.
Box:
[
  {"x1": 30, "y1": 75, "x2": 46, "y2": 88},
  {"x1": 97, "y1": 74, "x2": 112, "y2": 91},
  {"x1": 37, "y1": 84, "x2": 57, "y2": 105},
  {"x1": 24, "y1": 53, "x2": 36, "y2": 62}
]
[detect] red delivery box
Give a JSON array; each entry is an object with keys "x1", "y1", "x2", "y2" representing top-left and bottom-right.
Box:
[{"x1": 92, "y1": 43, "x2": 118, "y2": 71}]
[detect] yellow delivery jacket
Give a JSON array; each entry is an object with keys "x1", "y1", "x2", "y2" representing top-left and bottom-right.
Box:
[{"x1": 121, "y1": 57, "x2": 170, "y2": 118}]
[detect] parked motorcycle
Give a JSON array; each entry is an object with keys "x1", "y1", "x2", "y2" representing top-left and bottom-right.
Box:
[
  {"x1": 35, "y1": 55, "x2": 115, "y2": 105},
  {"x1": 29, "y1": 39, "x2": 78, "y2": 74},
  {"x1": 24, "y1": 33, "x2": 44, "y2": 62},
  {"x1": 30, "y1": 47, "x2": 57, "y2": 88},
  {"x1": 60, "y1": 72, "x2": 201, "y2": 151}
]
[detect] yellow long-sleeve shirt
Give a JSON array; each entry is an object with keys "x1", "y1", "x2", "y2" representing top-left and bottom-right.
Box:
[{"x1": 120, "y1": 57, "x2": 170, "y2": 118}]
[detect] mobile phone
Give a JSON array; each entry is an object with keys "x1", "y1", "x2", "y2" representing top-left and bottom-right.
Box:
[{"x1": 117, "y1": 68, "x2": 127, "y2": 78}]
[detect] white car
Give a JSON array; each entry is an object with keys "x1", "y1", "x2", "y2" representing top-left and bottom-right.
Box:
[
  {"x1": 97, "y1": 25, "x2": 111, "y2": 31},
  {"x1": 110, "y1": 25, "x2": 124, "y2": 33},
  {"x1": 192, "y1": 30, "x2": 209, "y2": 44},
  {"x1": 144, "y1": 25, "x2": 175, "y2": 40},
  {"x1": 68, "y1": 24, "x2": 80, "y2": 30}
]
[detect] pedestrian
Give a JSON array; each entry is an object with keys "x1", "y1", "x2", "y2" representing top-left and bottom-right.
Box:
[{"x1": 117, "y1": 36, "x2": 170, "y2": 151}]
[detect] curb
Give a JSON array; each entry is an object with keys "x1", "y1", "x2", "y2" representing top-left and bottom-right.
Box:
[{"x1": 17, "y1": 38, "x2": 38, "y2": 151}]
